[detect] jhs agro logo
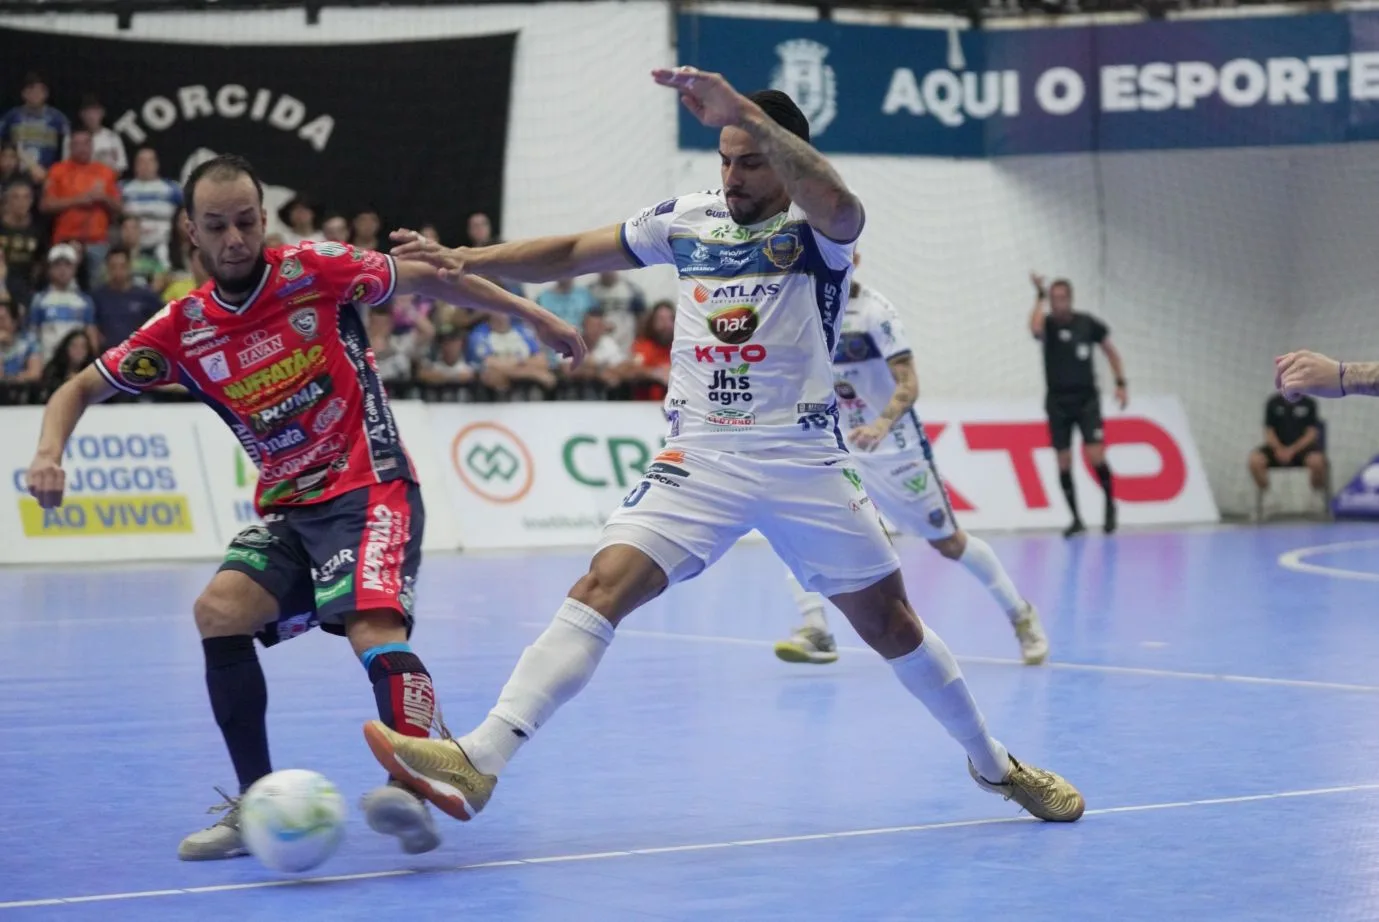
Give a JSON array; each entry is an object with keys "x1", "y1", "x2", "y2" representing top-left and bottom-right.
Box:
[{"x1": 771, "y1": 39, "x2": 837, "y2": 137}]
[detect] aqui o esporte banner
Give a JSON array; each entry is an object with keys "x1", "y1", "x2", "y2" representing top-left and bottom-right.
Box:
[{"x1": 677, "y1": 10, "x2": 1379, "y2": 157}]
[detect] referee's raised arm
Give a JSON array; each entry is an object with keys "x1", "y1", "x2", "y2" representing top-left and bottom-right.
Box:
[{"x1": 1028, "y1": 272, "x2": 1048, "y2": 340}]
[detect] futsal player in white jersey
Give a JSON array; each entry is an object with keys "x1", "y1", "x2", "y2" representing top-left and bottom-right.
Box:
[
  {"x1": 365, "y1": 69, "x2": 1084, "y2": 824},
  {"x1": 775, "y1": 266, "x2": 1051, "y2": 666}
]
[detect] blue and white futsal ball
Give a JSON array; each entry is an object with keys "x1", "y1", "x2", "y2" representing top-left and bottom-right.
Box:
[{"x1": 240, "y1": 769, "x2": 347, "y2": 873}]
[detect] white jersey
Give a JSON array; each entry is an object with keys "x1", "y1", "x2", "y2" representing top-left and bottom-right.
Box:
[
  {"x1": 620, "y1": 192, "x2": 855, "y2": 451},
  {"x1": 832, "y1": 284, "x2": 924, "y2": 456}
]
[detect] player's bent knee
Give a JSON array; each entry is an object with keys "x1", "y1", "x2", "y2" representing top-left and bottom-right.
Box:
[
  {"x1": 345, "y1": 608, "x2": 409, "y2": 655},
  {"x1": 929, "y1": 533, "x2": 966, "y2": 560},
  {"x1": 570, "y1": 542, "x2": 673, "y2": 626},
  {"x1": 829, "y1": 570, "x2": 923, "y2": 659},
  {"x1": 194, "y1": 572, "x2": 277, "y2": 639}
]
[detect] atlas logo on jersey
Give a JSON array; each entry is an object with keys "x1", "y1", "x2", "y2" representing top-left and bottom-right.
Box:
[{"x1": 707, "y1": 305, "x2": 758, "y2": 345}]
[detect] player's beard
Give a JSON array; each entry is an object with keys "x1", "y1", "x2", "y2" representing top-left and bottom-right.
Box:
[
  {"x1": 214, "y1": 251, "x2": 269, "y2": 298},
  {"x1": 726, "y1": 195, "x2": 765, "y2": 226}
]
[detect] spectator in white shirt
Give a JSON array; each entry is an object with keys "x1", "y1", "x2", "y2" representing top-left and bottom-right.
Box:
[
  {"x1": 119, "y1": 147, "x2": 182, "y2": 264},
  {"x1": 64, "y1": 94, "x2": 126, "y2": 176},
  {"x1": 568, "y1": 307, "x2": 627, "y2": 390},
  {"x1": 467, "y1": 310, "x2": 557, "y2": 393},
  {"x1": 28, "y1": 242, "x2": 97, "y2": 363},
  {"x1": 367, "y1": 305, "x2": 429, "y2": 385},
  {"x1": 588, "y1": 270, "x2": 645, "y2": 352},
  {"x1": 322, "y1": 213, "x2": 350, "y2": 243}
]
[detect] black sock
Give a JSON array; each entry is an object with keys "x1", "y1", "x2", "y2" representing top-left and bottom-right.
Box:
[
  {"x1": 203, "y1": 635, "x2": 271, "y2": 794},
  {"x1": 1094, "y1": 463, "x2": 1114, "y2": 502},
  {"x1": 366, "y1": 648, "x2": 435, "y2": 739},
  {"x1": 1059, "y1": 470, "x2": 1081, "y2": 522}
]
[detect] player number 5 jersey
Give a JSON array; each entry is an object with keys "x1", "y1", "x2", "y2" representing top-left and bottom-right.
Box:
[
  {"x1": 832, "y1": 284, "x2": 922, "y2": 456},
  {"x1": 620, "y1": 191, "x2": 856, "y2": 452}
]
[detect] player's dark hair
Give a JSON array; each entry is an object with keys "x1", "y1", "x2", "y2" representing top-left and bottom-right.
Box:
[
  {"x1": 184, "y1": 153, "x2": 264, "y2": 219},
  {"x1": 748, "y1": 89, "x2": 810, "y2": 143},
  {"x1": 106, "y1": 246, "x2": 130, "y2": 262},
  {"x1": 21, "y1": 72, "x2": 45, "y2": 90},
  {"x1": 1050, "y1": 279, "x2": 1073, "y2": 297},
  {"x1": 69, "y1": 127, "x2": 92, "y2": 139}
]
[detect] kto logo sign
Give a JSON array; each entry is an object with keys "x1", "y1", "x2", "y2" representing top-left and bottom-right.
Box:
[{"x1": 451, "y1": 421, "x2": 534, "y2": 504}]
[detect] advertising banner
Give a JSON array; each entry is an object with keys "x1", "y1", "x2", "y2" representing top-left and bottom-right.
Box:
[
  {"x1": 0, "y1": 405, "x2": 222, "y2": 563},
  {"x1": 678, "y1": 11, "x2": 1379, "y2": 157}
]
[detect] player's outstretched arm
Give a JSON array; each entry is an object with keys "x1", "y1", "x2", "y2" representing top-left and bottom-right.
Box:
[
  {"x1": 391, "y1": 224, "x2": 634, "y2": 284},
  {"x1": 1278, "y1": 349, "x2": 1379, "y2": 399},
  {"x1": 27, "y1": 365, "x2": 119, "y2": 508},
  {"x1": 393, "y1": 260, "x2": 588, "y2": 367},
  {"x1": 652, "y1": 66, "x2": 863, "y2": 243},
  {"x1": 1028, "y1": 272, "x2": 1048, "y2": 340}
]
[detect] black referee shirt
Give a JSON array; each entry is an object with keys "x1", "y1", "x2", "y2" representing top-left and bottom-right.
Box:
[
  {"x1": 1043, "y1": 312, "x2": 1108, "y2": 396},
  {"x1": 1265, "y1": 394, "x2": 1318, "y2": 446}
]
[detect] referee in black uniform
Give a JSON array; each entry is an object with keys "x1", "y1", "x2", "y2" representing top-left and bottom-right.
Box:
[{"x1": 1029, "y1": 273, "x2": 1128, "y2": 537}]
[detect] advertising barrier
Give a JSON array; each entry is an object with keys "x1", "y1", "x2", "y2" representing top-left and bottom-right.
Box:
[
  {"x1": 0, "y1": 395, "x2": 1216, "y2": 563},
  {"x1": 0, "y1": 405, "x2": 222, "y2": 564}
]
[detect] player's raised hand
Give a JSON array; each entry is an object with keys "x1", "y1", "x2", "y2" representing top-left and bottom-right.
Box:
[
  {"x1": 26, "y1": 454, "x2": 66, "y2": 509},
  {"x1": 531, "y1": 314, "x2": 588, "y2": 369},
  {"x1": 1030, "y1": 272, "x2": 1047, "y2": 295},
  {"x1": 1276, "y1": 349, "x2": 1343, "y2": 400},
  {"x1": 652, "y1": 66, "x2": 749, "y2": 128}
]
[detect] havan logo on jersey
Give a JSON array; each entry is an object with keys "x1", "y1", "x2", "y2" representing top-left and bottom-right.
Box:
[
  {"x1": 236, "y1": 330, "x2": 285, "y2": 370},
  {"x1": 249, "y1": 375, "x2": 333, "y2": 436},
  {"x1": 223, "y1": 345, "x2": 325, "y2": 402}
]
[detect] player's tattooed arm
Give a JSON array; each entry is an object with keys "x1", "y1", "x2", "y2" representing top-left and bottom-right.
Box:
[
  {"x1": 737, "y1": 105, "x2": 863, "y2": 243},
  {"x1": 879, "y1": 355, "x2": 919, "y2": 427},
  {"x1": 1341, "y1": 362, "x2": 1379, "y2": 396}
]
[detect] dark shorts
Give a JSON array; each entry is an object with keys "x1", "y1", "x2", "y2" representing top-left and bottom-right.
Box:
[
  {"x1": 1045, "y1": 392, "x2": 1104, "y2": 452},
  {"x1": 218, "y1": 480, "x2": 424, "y2": 648},
  {"x1": 1257, "y1": 445, "x2": 1322, "y2": 468}
]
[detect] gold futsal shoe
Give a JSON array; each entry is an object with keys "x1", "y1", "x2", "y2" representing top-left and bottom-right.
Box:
[
  {"x1": 363, "y1": 721, "x2": 497, "y2": 822},
  {"x1": 969, "y1": 755, "x2": 1085, "y2": 822}
]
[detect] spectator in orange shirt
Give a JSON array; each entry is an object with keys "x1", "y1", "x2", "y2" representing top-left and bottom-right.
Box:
[
  {"x1": 628, "y1": 299, "x2": 674, "y2": 401},
  {"x1": 41, "y1": 128, "x2": 120, "y2": 284}
]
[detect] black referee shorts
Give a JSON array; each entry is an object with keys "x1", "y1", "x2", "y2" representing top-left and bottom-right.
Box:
[{"x1": 1045, "y1": 391, "x2": 1104, "y2": 452}]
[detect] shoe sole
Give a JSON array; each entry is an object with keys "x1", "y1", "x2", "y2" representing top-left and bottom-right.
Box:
[
  {"x1": 177, "y1": 845, "x2": 249, "y2": 862},
  {"x1": 364, "y1": 791, "x2": 441, "y2": 855},
  {"x1": 773, "y1": 641, "x2": 839, "y2": 664},
  {"x1": 1021, "y1": 650, "x2": 1049, "y2": 666},
  {"x1": 363, "y1": 723, "x2": 476, "y2": 823}
]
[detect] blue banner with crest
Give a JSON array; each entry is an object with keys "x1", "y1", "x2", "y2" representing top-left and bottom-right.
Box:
[{"x1": 676, "y1": 11, "x2": 1379, "y2": 157}]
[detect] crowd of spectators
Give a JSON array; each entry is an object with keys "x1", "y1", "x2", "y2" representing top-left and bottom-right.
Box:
[{"x1": 0, "y1": 71, "x2": 675, "y2": 406}]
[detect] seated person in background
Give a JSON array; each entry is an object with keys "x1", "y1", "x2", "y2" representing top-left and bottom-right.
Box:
[
  {"x1": 535, "y1": 276, "x2": 596, "y2": 328},
  {"x1": 1249, "y1": 391, "x2": 1328, "y2": 498},
  {"x1": 626, "y1": 299, "x2": 674, "y2": 401},
  {"x1": 28, "y1": 243, "x2": 97, "y2": 364},
  {"x1": 93, "y1": 247, "x2": 162, "y2": 350},
  {"x1": 416, "y1": 326, "x2": 475, "y2": 386},
  {"x1": 588, "y1": 269, "x2": 645, "y2": 352},
  {"x1": 0, "y1": 299, "x2": 41, "y2": 382},
  {"x1": 467, "y1": 309, "x2": 557, "y2": 393},
  {"x1": 366, "y1": 304, "x2": 425, "y2": 385},
  {"x1": 117, "y1": 214, "x2": 167, "y2": 291},
  {"x1": 160, "y1": 246, "x2": 208, "y2": 303},
  {"x1": 567, "y1": 307, "x2": 627, "y2": 390},
  {"x1": 40, "y1": 328, "x2": 94, "y2": 390},
  {"x1": 321, "y1": 213, "x2": 350, "y2": 243}
]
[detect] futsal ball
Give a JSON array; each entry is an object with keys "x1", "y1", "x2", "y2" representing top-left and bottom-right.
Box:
[{"x1": 240, "y1": 769, "x2": 347, "y2": 873}]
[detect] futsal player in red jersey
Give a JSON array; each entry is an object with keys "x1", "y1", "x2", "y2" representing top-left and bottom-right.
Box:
[{"x1": 25, "y1": 154, "x2": 585, "y2": 861}]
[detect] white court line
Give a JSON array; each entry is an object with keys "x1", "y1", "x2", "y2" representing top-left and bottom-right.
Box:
[
  {"x1": 1278, "y1": 538, "x2": 1379, "y2": 583},
  {"x1": 615, "y1": 628, "x2": 1379, "y2": 694},
  {"x1": 4, "y1": 781, "x2": 1378, "y2": 911}
]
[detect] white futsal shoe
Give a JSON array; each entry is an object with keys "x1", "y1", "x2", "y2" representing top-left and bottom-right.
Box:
[
  {"x1": 773, "y1": 626, "x2": 840, "y2": 665},
  {"x1": 1012, "y1": 603, "x2": 1050, "y2": 665}
]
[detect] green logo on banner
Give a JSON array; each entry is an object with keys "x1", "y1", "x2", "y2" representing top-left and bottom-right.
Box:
[
  {"x1": 314, "y1": 574, "x2": 353, "y2": 607},
  {"x1": 466, "y1": 444, "x2": 521, "y2": 482}
]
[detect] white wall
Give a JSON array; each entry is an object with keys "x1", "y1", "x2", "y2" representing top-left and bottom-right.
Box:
[{"x1": 8, "y1": 2, "x2": 1375, "y2": 515}]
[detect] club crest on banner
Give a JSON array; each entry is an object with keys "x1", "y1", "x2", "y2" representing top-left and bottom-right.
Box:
[{"x1": 770, "y1": 39, "x2": 838, "y2": 137}]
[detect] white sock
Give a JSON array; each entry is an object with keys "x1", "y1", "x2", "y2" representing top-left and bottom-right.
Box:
[
  {"x1": 459, "y1": 598, "x2": 615, "y2": 776},
  {"x1": 957, "y1": 535, "x2": 1026, "y2": 622},
  {"x1": 888, "y1": 623, "x2": 1011, "y2": 783},
  {"x1": 784, "y1": 567, "x2": 830, "y2": 632}
]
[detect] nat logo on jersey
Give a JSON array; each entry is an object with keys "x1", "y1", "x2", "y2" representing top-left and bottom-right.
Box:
[
  {"x1": 707, "y1": 305, "x2": 758, "y2": 345},
  {"x1": 708, "y1": 366, "x2": 752, "y2": 406}
]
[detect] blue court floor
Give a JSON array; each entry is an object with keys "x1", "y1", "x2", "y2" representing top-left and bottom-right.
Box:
[{"x1": 4, "y1": 523, "x2": 1379, "y2": 920}]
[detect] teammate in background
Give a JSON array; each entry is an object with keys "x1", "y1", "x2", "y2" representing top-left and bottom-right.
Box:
[
  {"x1": 25, "y1": 154, "x2": 583, "y2": 861},
  {"x1": 1029, "y1": 273, "x2": 1127, "y2": 538},
  {"x1": 1276, "y1": 350, "x2": 1379, "y2": 400},
  {"x1": 775, "y1": 260, "x2": 1048, "y2": 667},
  {"x1": 366, "y1": 72, "x2": 1084, "y2": 825}
]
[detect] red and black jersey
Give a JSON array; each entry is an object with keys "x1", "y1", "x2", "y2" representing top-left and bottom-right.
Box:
[{"x1": 96, "y1": 241, "x2": 415, "y2": 512}]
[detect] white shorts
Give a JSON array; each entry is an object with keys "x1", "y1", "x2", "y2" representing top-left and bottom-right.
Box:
[
  {"x1": 597, "y1": 445, "x2": 900, "y2": 597},
  {"x1": 853, "y1": 448, "x2": 958, "y2": 542}
]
